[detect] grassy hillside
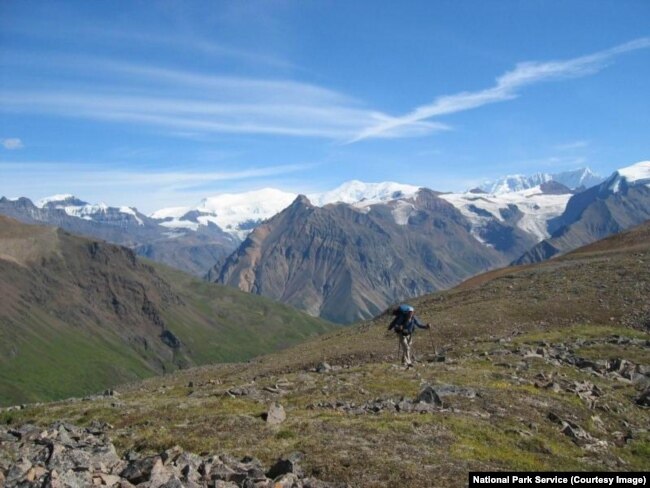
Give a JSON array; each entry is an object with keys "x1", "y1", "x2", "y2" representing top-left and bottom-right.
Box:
[
  {"x1": 3, "y1": 222, "x2": 648, "y2": 487},
  {"x1": 153, "y1": 262, "x2": 339, "y2": 364},
  {"x1": 0, "y1": 216, "x2": 336, "y2": 406}
]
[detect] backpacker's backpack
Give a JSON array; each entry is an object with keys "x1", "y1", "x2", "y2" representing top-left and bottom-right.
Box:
[{"x1": 392, "y1": 304, "x2": 414, "y2": 333}]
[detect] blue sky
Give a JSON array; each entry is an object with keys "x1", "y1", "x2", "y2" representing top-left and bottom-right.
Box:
[{"x1": 1, "y1": 0, "x2": 649, "y2": 212}]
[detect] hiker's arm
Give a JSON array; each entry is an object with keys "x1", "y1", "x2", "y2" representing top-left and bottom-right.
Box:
[{"x1": 413, "y1": 316, "x2": 431, "y2": 329}]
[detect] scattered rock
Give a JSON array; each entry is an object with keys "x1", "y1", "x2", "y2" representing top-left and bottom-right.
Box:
[
  {"x1": 546, "y1": 412, "x2": 606, "y2": 450},
  {"x1": 432, "y1": 384, "x2": 478, "y2": 399},
  {"x1": 416, "y1": 386, "x2": 442, "y2": 406},
  {"x1": 227, "y1": 386, "x2": 252, "y2": 396},
  {"x1": 120, "y1": 456, "x2": 160, "y2": 484},
  {"x1": 635, "y1": 388, "x2": 650, "y2": 407},
  {"x1": 0, "y1": 422, "x2": 341, "y2": 487},
  {"x1": 266, "y1": 402, "x2": 287, "y2": 425},
  {"x1": 267, "y1": 452, "x2": 304, "y2": 479},
  {"x1": 316, "y1": 362, "x2": 332, "y2": 373}
]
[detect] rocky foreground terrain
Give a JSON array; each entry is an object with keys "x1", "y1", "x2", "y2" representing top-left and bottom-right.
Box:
[
  {"x1": 1, "y1": 325, "x2": 648, "y2": 487},
  {"x1": 0, "y1": 420, "x2": 342, "y2": 487}
]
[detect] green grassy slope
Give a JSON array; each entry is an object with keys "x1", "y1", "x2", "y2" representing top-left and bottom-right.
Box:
[
  {"x1": 0, "y1": 217, "x2": 336, "y2": 406},
  {"x1": 0, "y1": 310, "x2": 156, "y2": 404},
  {"x1": 153, "y1": 262, "x2": 338, "y2": 364}
]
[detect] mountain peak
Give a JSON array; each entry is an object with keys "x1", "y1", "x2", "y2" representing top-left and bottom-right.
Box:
[
  {"x1": 607, "y1": 161, "x2": 650, "y2": 193},
  {"x1": 310, "y1": 180, "x2": 421, "y2": 206},
  {"x1": 616, "y1": 160, "x2": 650, "y2": 183},
  {"x1": 292, "y1": 194, "x2": 313, "y2": 207},
  {"x1": 479, "y1": 167, "x2": 603, "y2": 194},
  {"x1": 36, "y1": 194, "x2": 86, "y2": 208}
]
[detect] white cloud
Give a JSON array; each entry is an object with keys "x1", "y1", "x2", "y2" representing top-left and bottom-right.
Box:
[
  {"x1": 0, "y1": 160, "x2": 313, "y2": 187},
  {"x1": 350, "y1": 38, "x2": 650, "y2": 143},
  {"x1": 2, "y1": 138, "x2": 24, "y2": 150},
  {"x1": 88, "y1": 27, "x2": 297, "y2": 70},
  {"x1": 0, "y1": 58, "x2": 442, "y2": 141},
  {"x1": 0, "y1": 160, "x2": 318, "y2": 213},
  {"x1": 554, "y1": 140, "x2": 589, "y2": 151}
]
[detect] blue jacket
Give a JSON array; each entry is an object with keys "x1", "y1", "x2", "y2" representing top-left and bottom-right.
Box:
[{"x1": 388, "y1": 314, "x2": 428, "y2": 335}]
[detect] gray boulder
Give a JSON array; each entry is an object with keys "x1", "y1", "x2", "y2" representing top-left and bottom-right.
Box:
[
  {"x1": 416, "y1": 386, "x2": 442, "y2": 406},
  {"x1": 635, "y1": 388, "x2": 650, "y2": 407},
  {"x1": 268, "y1": 452, "x2": 304, "y2": 479},
  {"x1": 266, "y1": 402, "x2": 287, "y2": 425}
]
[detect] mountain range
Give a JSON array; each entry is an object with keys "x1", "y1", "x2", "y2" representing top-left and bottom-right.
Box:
[
  {"x1": 0, "y1": 170, "x2": 593, "y2": 278},
  {"x1": 516, "y1": 161, "x2": 650, "y2": 264},
  {"x1": 213, "y1": 190, "x2": 506, "y2": 323},
  {"x1": 2, "y1": 163, "x2": 649, "y2": 323},
  {"x1": 478, "y1": 167, "x2": 603, "y2": 194},
  {"x1": 0, "y1": 194, "x2": 239, "y2": 277},
  {"x1": 208, "y1": 163, "x2": 649, "y2": 323},
  {"x1": 208, "y1": 180, "x2": 577, "y2": 323},
  {"x1": 151, "y1": 181, "x2": 422, "y2": 241}
]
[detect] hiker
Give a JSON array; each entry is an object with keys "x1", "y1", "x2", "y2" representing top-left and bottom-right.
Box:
[{"x1": 388, "y1": 304, "x2": 431, "y2": 369}]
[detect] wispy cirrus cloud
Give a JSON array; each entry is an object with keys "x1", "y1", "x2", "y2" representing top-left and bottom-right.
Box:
[
  {"x1": 1, "y1": 138, "x2": 24, "y2": 150},
  {"x1": 0, "y1": 56, "x2": 444, "y2": 141},
  {"x1": 89, "y1": 27, "x2": 298, "y2": 70},
  {"x1": 0, "y1": 160, "x2": 313, "y2": 188},
  {"x1": 0, "y1": 160, "x2": 317, "y2": 211},
  {"x1": 349, "y1": 38, "x2": 650, "y2": 143},
  {"x1": 554, "y1": 140, "x2": 589, "y2": 151}
]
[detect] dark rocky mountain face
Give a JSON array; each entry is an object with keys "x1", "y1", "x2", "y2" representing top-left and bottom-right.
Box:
[
  {"x1": 539, "y1": 180, "x2": 573, "y2": 195},
  {"x1": 214, "y1": 190, "x2": 508, "y2": 323},
  {"x1": 0, "y1": 196, "x2": 238, "y2": 276},
  {"x1": 0, "y1": 215, "x2": 187, "y2": 394},
  {"x1": 134, "y1": 223, "x2": 236, "y2": 277},
  {"x1": 515, "y1": 177, "x2": 650, "y2": 265}
]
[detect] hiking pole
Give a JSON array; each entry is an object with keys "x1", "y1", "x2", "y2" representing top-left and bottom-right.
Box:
[{"x1": 427, "y1": 325, "x2": 437, "y2": 356}]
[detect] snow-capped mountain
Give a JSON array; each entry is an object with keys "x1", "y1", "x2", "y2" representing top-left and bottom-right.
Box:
[
  {"x1": 0, "y1": 195, "x2": 237, "y2": 277},
  {"x1": 515, "y1": 161, "x2": 650, "y2": 264},
  {"x1": 479, "y1": 168, "x2": 603, "y2": 194},
  {"x1": 151, "y1": 181, "x2": 421, "y2": 241},
  {"x1": 311, "y1": 180, "x2": 421, "y2": 206},
  {"x1": 604, "y1": 160, "x2": 650, "y2": 193},
  {"x1": 36, "y1": 194, "x2": 82, "y2": 207},
  {"x1": 151, "y1": 176, "x2": 576, "y2": 245},
  {"x1": 151, "y1": 188, "x2": 298, "y2": 241},
  {"x1": 440, "y1": 184, "x2": 572, "y2": 245},
  {"x1": 553, "y1": 168, "x2": 604, "y2": 190},
  {"x1": 37, "y1": 194, "x2": 146, "y2": 225}
]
